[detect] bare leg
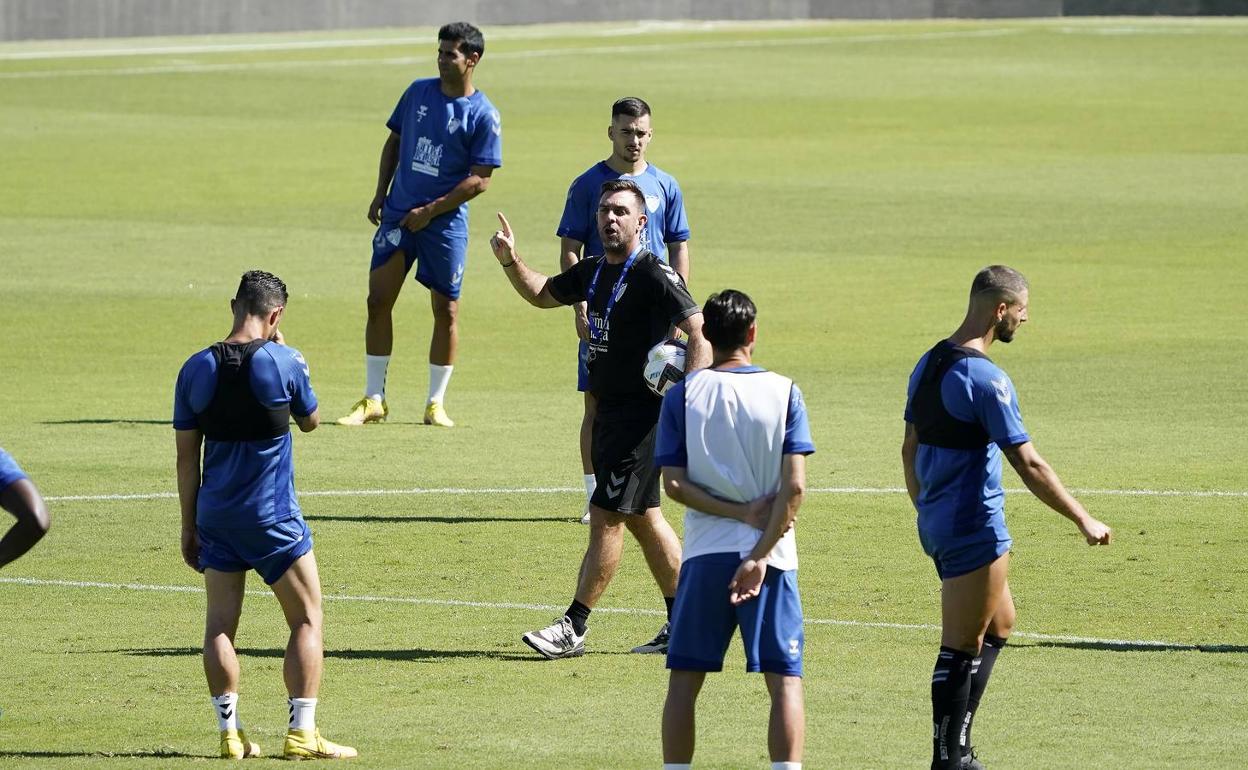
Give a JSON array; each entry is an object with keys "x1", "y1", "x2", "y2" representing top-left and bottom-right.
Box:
[
  {"x1": 365, "y1": 250, "x2": 407, "y2": 356},
  {"x1": 573, "y1": 506, "x2": 626, "y2": 608},
  {"x1": 662, "y1": 670, "x2": 706, "y2": 763},
  {"x1": 765, "y1": 673, "x2": 806, "y2": 763},
  {"x1": 987, "y1": 579, "x2": 1016, "y2": 639},
  {"x1": 429, "y1": 290, "x2": 458, "y2": 366},
  {"x1": 271, "y1": 552, "x2": 324, "y2": 699},
  {"x1": 941, "y1": 552, "x2": 1010, "y2": 655},
  {"x1": 580, "y1": 391, "x2": 597, "y2": 475},
  {"x1": 623, "y1": 507, "x2": 682, "y2": 597},
  {"x1": 203, "y1": 569, "x2": 247, "y2": 696}
]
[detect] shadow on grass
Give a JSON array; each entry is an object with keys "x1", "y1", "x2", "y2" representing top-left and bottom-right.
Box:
[
  {"x1": 304, "y1": 514, "x2": 573, "y2": 524},
  {"x1": 41, "y1": 419, "x2": 169, "y2": 426},
  {"x1": 0, "y1": 749, "x2": 202, "y2": 759},
  {"x1": 108, "y1": 646, "x2": 587, "y2": 662},
  {"x1": 1018, "y1": 640, "x2": 1248, "y2": 653}
]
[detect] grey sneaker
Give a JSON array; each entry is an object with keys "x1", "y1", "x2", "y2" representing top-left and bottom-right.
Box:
[
  {"x1": 630, "y1": 621, "x2": 670, "y2": 654},
  {"x1": 961, "y1": 747, "x2": 986, "y2": 770},
  {"x1": 522, "y1": 616, "x2": 586, "y2": 659}
]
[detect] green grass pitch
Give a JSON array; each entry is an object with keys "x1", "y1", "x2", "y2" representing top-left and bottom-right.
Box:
[{"x1": 1, "y1": 17, "x2": 1246, "y2": 768}]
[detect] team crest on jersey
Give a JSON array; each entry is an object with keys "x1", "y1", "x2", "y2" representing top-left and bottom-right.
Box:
[
  {"x1": 447, "y1": 116, "x2": 462, "y2": 134},
  {"x1": 612, "y1": 283, "x2": 628, "y2": 303},
  {"x1": 645, "y1": 194, "x2": 660, "y2": 213}
]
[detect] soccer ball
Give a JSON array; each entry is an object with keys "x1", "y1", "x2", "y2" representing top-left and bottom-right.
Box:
[{"x1": 643, "y1": 339, "x2": 687, "y2": 397}]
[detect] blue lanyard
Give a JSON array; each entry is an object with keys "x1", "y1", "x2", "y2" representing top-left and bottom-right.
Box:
[{"x1": 585, "y1": 247, "x2": 641, "y2": 344}]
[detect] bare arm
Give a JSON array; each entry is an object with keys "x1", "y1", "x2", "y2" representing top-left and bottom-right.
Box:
[
  {"x1": 675, "y1": 312, "x2": 711, "y2": 373},
  {"x1": 0, "y1": 479, "x2": 50, "y2": 570},
  {"x1": 730, "y1": 454, "x2": 807, "y2": 605},
  {"x1": 901, "y1": 422, "x2": 920, "y2": 510},
  {"x1": 662, "y1": 466, "x2": 773, "y2": 528},
  {"x1": 667, "y1": 241, "x2": 689, "y2": 283},
  {"x1": 175, "y1": 429, "x2": 204, "y2": 571},
  {"x1": 1002, "y1": 441, "x2": 1111, "y2": 545},
  {"x1": 367, "y1": 131, "x2": 402, "y2": 225},
  {"x1": 560, "y1": 237, "x2": 591, "y2": 341},
  {"x1": 399, "y1": 164, "x2": 495, "y2": 232},
  {"x1": 490, "y1": 212, "x2": 563, "y2": 309},
  {"x1": 293, "y1": 409, "x2": 320, "y2": 433}
]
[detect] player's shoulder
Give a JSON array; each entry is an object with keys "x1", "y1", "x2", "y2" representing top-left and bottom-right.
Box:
[
  {"x1": 642, "y1": 163, "x2": 682, "y2": 187},
  {"x1": 256, "y1": 342, "x2": 310, "y2": 375},
  {"x1": 570, "y1": 161, "x2": 612, "y2": 189},
  {"x1": 468, "y1": 88, "x2": 498, "y2": 110},
  {"x1": 962, "y1": 355, "x2": 1009, "y2": 386},
  {"x1": 179, "y1": 346, "x2": 217, "y2": 376}
]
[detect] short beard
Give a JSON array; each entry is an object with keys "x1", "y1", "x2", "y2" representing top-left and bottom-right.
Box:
[{"x1": 995, "y1": 318, "x2": 1015, "y2": 343}]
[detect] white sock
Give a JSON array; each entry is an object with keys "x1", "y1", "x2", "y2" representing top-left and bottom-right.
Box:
[
  {"x1": 288, "y1": 697, "x2": 317, "y2": 731},
  {"x1": 771, "y1": 763, "x2": 801, "y2": 770},
  {"x1": 365, "y1": 355, "x2": 389, "y2": 400},
  {"x1": 663, "y1": 765, "x2": 692, "y2": 770},
  {"x1": 428, "y1": 364, "x2": 453, "y2": 404},
  {"x1": 211, "y1": 692, "x2": 240, "y2": 731},
  {"x1": 583, "y1": 473, "x2": 597, "y2": 502}
]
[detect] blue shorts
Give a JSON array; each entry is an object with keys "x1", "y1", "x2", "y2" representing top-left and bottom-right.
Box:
[
  {"x1": 919, "y1": 527, "x2": 1011, "y2": 580},
  {"x1": 371, "y1": 218, "x2": 467, "y2": 300},
  {"x1": 667, "y1": 552, "x2": 804, "y2": 676},
  {"x1": 197, "y1": 516, "x2": 313, "y2": 586},
  {"x1": 577, "y1": 340, "x2": 591, "y2": 392}
]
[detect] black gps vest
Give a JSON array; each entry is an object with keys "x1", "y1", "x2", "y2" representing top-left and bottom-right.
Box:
[
  {"x1": 197, "y1": 340, "x2": 291, "y2": 442},
  {"x1": 911, "y1": 340, "x2": 991, "y2": 450}
]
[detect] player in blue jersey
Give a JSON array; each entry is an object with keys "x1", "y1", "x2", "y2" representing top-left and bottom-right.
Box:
[
  {"x1": 339, "y1": 21, "x2": 503, "y2": 429},
  {"x1": 0, "y1": 448, "x2": 50, "y2": 570},
  {"x1": 557, "y1": 97, "x2": 691, "y2": 523},
  {"x1": 656, "y1": 290, "x2": 814, "y2": 770},
  {"x1": 902, "y1": 265, "x2": 1111, "y2": 770},
  {"x1": 175, "y1": 270, "x2": 357, "y2": 761}
]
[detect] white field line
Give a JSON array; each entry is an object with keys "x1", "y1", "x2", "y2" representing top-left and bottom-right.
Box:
[
  {"x1": 40, "y1": 485, "x2": 1248, "y2": 503},
  {"x1": 0, "y1": 28, "x2": 1019, "y2": 80},
  {"x1": 0, "y1": 576, "x2": 1206, "y2": 650}
]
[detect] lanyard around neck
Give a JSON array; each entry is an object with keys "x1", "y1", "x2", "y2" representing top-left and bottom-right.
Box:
[{"x1": 585, "y1": 248, "x2": 642, "y2": 344}]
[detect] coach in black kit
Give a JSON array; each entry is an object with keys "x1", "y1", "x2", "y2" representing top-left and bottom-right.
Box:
[{"x1": 489, "y1": 179, "x2": 711, "y2": 660}]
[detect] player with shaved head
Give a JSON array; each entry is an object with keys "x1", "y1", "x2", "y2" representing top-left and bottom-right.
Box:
[{"x1": 902, "y1": 265, "x2": 1111, "y2": 769}]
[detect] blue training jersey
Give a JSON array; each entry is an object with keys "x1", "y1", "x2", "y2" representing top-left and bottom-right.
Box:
[
  {"x1": 0, "y1": 447, "x2": 28, "y2": 494},
  {"x1": 383, "y1": 78, "x2": 503, "y2": 228},
  {"x1": 903, "y1": 351, "x2": 1029, "y2": 539},
  {"x1": 557, "y1": 161, "x2": 690, "y2": 260},
  {"x1": 173, "y1": 342, "x2": 317, "y2": 529}
]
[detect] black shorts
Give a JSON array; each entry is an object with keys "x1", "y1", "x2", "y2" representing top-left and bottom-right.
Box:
[{"x1": 590, "y1": 405, "x2": 661, "y2": 515}]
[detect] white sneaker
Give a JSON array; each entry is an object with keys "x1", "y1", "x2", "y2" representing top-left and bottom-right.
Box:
[
  {"x1": 630, "y1": 621, "x2": 670, "y2": 654},
  {"x1": 580, "y1": 504, "x2": 592, "y2": 524},
  {"x1": 522, "y1": 616, "x2": 586, "y2": 660}
]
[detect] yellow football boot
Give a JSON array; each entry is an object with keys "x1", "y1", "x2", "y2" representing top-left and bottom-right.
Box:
[
  {"x1": 423, "y1": 400, "x2": 454, "y2": 427},
  {"x1": 283, "y1": 728, "x2": 358, "y2": 760},
  {"x1": 336, "y1": 397, "x2": 387, "y2": 426},
  {"x1": 219, "y1": 728, "x2": 261, "y2": 759}
]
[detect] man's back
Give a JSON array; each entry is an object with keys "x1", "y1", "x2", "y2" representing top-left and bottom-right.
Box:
[
  {"x1": 657, "y1": 366, "x2": 814, "y2": 570},
  {"x1": 173, "y1": 341, "x2": 317, "y2": 528}
]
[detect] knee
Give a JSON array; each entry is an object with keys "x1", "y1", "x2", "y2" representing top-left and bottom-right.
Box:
[
  {"x1": 287, "y1": 608, "x2": 323, "y2": 636},
  {"x1": 431, "y1": 299, "x2": 458, "y2": 326},
  {"x1": 365, "y1": 290, "x2": 395, "y2": 318}
]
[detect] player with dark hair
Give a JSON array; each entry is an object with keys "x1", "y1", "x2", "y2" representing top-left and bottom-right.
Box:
[
  {"x1": 0, "y1": 447, "x2": 50, "y2": 570},
  {"x1": 902, "y1": 265, "x2": 1111, "y2": 769},
  {"x1": 557, "y1": 97, "x2": 692, "y2": 524},
  {"x1": 489, "y1": 179, "x2": 711, "y2": 659},
  {"x1": 656, "y1": 289, "x2": 814, "y2": 770},
  {"x1": 340, "y1": 20, "x2": 502, "y2": 429},
  {"x1": 175, "y1": 270, "x2": 356, "y2": 760}
]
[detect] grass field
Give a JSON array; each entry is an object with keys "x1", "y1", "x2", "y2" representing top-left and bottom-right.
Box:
[{"x1": 1, "y1": 16, "x2": 1247, "y2": 768}]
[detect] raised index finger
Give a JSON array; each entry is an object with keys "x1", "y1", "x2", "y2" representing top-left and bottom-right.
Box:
[{"x1": 496, "y1": 211, "x2": 513, "y2": 237}]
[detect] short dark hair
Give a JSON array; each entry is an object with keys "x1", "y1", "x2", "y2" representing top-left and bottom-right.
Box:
[
  {"x1": 439, "y1": 22, "x2": 484, "y2": 58},
  {"x1": 599, "y1": 179, "x2": 646, "y2": 214},
  {"x1": 970, "y1": 265, "x2": 1029, "y2": 305},
  {"x1": 612, "y1": 97, "x2": 651, "y2": 120},
  {"x1": 234, "y1": 270, "x2": 288, "y2": 317},
  {"x1": 702, "y1": 289, "x2": 757, "y2": 351}
]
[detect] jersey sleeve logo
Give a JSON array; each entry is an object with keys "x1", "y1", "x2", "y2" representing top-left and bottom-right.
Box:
[
  {"x1": 990, "y1": 377, "x2": 1012, "y2": 406},
  {"x1": 657, "y1": 261, "x2": 683, "y2": 287},
  {"x1": 490, "y1": 109, "x2": 501, "y2": 136}
]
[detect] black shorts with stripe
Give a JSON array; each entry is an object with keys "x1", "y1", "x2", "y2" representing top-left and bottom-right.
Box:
[{"x1": 589, "y1": 399, "x2": 661, "y2": 515}]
